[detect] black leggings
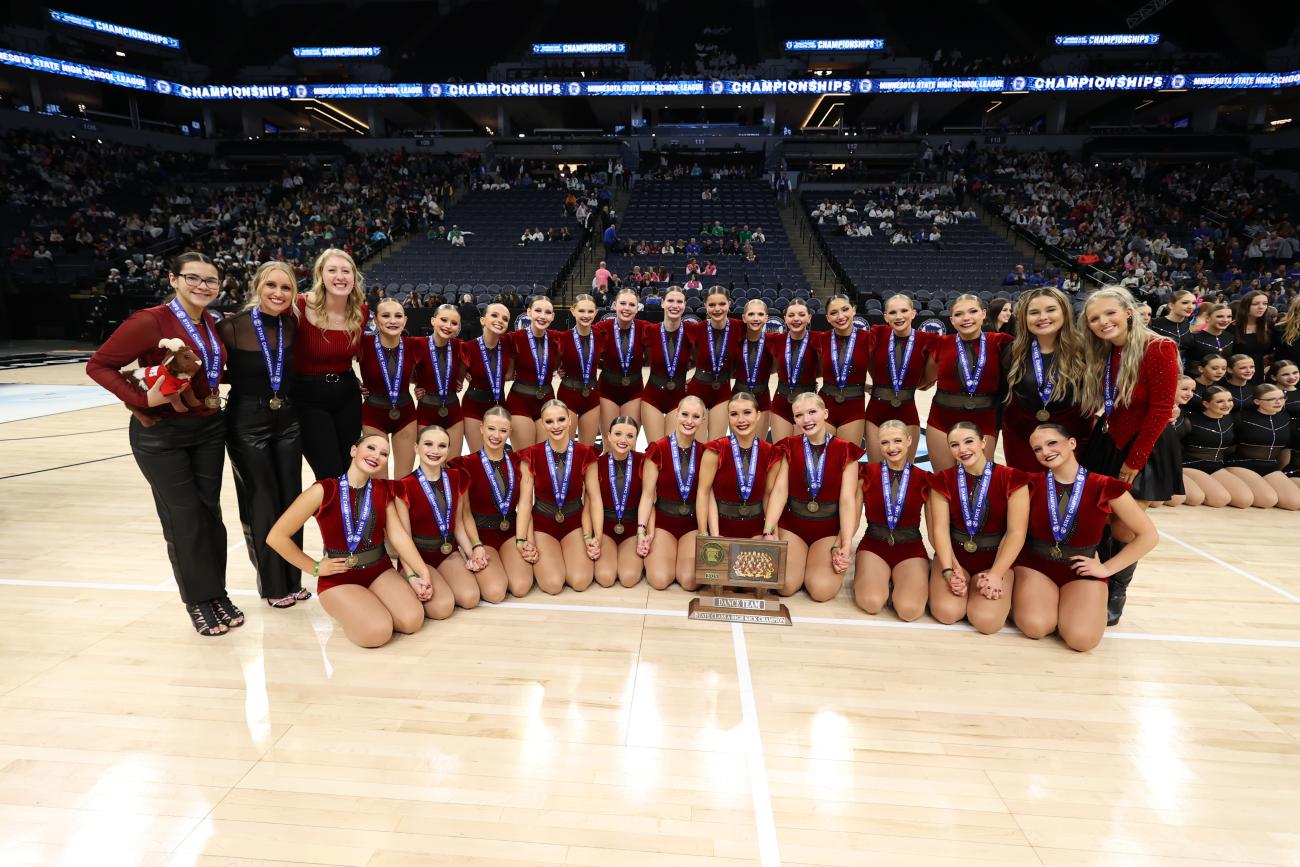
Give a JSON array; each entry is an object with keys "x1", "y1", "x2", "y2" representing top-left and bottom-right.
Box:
[
  {"x1": 129, "y1": 412, "x2": 228, "y2": 605},
  {"x1": 226, "y1": 395, "x2": 305, "y2": 599},
  {"x1": 295, "y1": 373, "x2": 362, "y2": 479}
]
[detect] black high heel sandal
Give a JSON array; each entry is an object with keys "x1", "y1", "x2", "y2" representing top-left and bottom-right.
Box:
[
  {"x1": 293, "y1": 588, "x2": 313, "y2": 601},
  {"x1": 186, "y1": 602, "x2": 227, "y2": 637},
  {"x1": 211, "y1": 596, "x2": 245, "y2": 628}
]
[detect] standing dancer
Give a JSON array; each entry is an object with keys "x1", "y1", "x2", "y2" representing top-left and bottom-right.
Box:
[
  {"x1": 640, "y1": 287, "x2": 693, "y2": 445},
  {"x1": 865, "y1": 294, "x2": 934, "y2": 463},
  {"x1": 556, "y1": 294, "x2": 604, "y2": 446},
  {"x1": 358, "y1": 299, "x2": 419, "y2": 477},
  {"x1": 768, "y1": 298, "x2": 820, "y2": 442},
  {"x1": 685, "y1": 286, "x2": 745, "y2": 441},
  {"x1": 737, "y1": 299, "x2": 774, "y2": 441},
  {"x1": 414, "y1": 304, "x2": 466, "y2": 459},
  {"x1": 502, "y1": 295, "x2": 561, "y2": 449},
  {"x1": 814, "y1": 294, "x2": 873, "y2": 450},
  {"x1": 594, "y1": 288, "x2": 652, "y2": 431},
  {"x1": 461, "y1": 302, "x2": 513, "y2": 454}
]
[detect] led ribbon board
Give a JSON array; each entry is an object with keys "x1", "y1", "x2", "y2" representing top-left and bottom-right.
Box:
[
  {"x1": 48, "y1": 9, "x2": 180, "y2": 50},
  {"x1": 293, "y1": 47, "x2": 383, "y2": 58},
  {"x1": 531, "y1": 43, "x2": 627, "y2": 55},
  {"x1": 784, "y1": 39, "x2": 886, "y2": 51},
  {"x1": 1054, "y1": 34, "x2": 1161, "y2": 47}
]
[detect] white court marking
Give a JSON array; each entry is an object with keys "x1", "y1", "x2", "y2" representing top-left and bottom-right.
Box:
[
  {"x1": 1160, "y1": 529, "x2": 1300, "y2": 604},
  {"x1": 0, "y1": 383, "x2": 120, "y2": 423}
]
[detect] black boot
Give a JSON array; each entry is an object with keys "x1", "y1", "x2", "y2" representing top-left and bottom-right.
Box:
[{"x1": 1106, "y1": 563, "x2": 1135, "y2": 626}]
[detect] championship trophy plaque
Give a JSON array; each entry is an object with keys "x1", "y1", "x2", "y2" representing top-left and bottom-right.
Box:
[{"x1": 688, "y1": 536, "x2": 792, "y2": 625}]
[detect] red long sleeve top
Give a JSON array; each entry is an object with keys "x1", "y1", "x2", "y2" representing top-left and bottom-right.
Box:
[{"x1": 1103, "y1": 337, "x2": 1180, "y2": 471}]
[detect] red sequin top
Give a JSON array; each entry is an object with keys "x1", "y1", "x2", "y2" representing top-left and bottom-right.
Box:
[
  {"x1": 1100, "y1": 337, "x2": 1180, "y2": 471},
  {"x1": 293, "y1": 295, "x2": 366, "y2": 375}
]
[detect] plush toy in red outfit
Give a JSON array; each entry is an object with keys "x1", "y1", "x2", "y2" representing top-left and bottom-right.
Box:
[{"x1": 126, "y1": 338, "x2": 205, "y2": 413}]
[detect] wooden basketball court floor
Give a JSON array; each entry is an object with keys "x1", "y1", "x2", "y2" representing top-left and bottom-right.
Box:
[{"x1": 3, "y1": 361, "x2": 1300, "y2": 867}]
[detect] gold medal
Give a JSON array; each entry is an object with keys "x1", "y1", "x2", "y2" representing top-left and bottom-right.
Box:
[
  {"x1": 440, "y1": 542, "x2": 453, "y2": 555},
  {"x1": 388, "y1": 407, "x2": 401, "y2": 421},
  {"x1": 887, "y1": 531, "x2": 896, "y2": 546},
  {"x1": 499, "y1": 519, "x2": 511, "y2": 531},
  {"x1": 963, "y1": 538, "x2": 978, "y2": 553},
  {"x1": 439, "y1": 406, "x2": 449, "y2": 418},
  {"x1": 1050, "y1": 545, "x2": 1063, "y2": 559},
  {"x1": 204, "y1": 395, "x2": 221, "y2": 409},
  {"x1": 582, "y1": 386, "x2": 592, "y2": 397},
  {"x1": 835, "y1": 394, "x2": 844, "y2": 404},
  {"x1": 614, "y1": 523, "x2": 625, "y2": 535},
  {"x1": 965, "y1": 396, "x2": 976, "y2": 410},
  {"x1": 1036, "y1": 409, "x2": 1050, "y2": 421},
  {"x1": 806, "y1": 501, "x2": 820, "y2": 513},
  {"x1": 890, "y1": 397, "x2": 901, "y2": 407},
  {"x1": 554, "y1": 512, "x2": 566, "y2": 524},
  {"x1": 666, "y1": 379, "x2": 676, "y2": 390},
  {"x1": 678, "y1": 502, "x2": 691, "y2": 516},
  {"x1": 621, "y1": 376, "x2": 631, "y2": 386},
  {"x1": 738, "y1": 503, "x2": 753, "y2": 517},
  {"x1": 711, "y1": 381, "x2": 721, "y2": 390},
  {"x1": 267, "y1": 396, "x2": 283, "y2": 410},
  {"x1": 345, "y1": 553, "x2": 359, "y2": 568}
]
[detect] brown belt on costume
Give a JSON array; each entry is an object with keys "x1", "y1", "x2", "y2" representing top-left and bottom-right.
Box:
[
  {"x1": 418, "y1": 392, "x2": 460, "y2": 409},
  {"x1": 871, "y1": 385, "x2": 917, "y2": 403},
  {"x1": 534, "y1": 499, "x2": 584, "y2": 519},
  {"x1": 787, "y1": 497, "x2": 838, "y2": 519},
  {"x1": 656, "y1": 496, "x2": 696, "y2": 518},
  {"x1": 474, "y1": 511, "x2": 517, "y2": 531},
  {"x1": 599, "y1": 369, "x2": 641, "y2": 386},
  {"x1": 508, "y1": 380, "x2": 552, "y2": 398},
  {"x1": 776, "y1": 382, "x2": 817, "y2": 401},
  {"x1": 364, "y1": 394, "x2": 413, "y2": 409},
  {"x1": 951, "y1": 531, "x2": 1003, "y2": 552},
  {"x1": 559, "y1": 376, "x2": 597, "y2": 393},
  {"x1": 413, "y1": 534, "x2": 454, "y2": 553},
  {"x1": 463, "y1": 387, "x2": 502, "y2": 404},
  {"x1": 863, "y1": 524, "x2": 923, "y2": 544},
  {"x1": 820, "y1": 383, "x2": 867, "y2": 402},
  {"x1": 693, "y1": 369, "x2": 727, "y2": 385},
  {"x1": 716, "y1": 498, "x2": 762, "y2": 519},
  {"x1": 1027, "y1": 537, "x2": 1097, "y2": 561},
  {"x1": 322, "y1": 544, "x2": 387, "y2": 569},
  {"x1": 647, "y1": 371, "x2": 688, "y2": 390},
  {"x1": 933, "y1": 389, "x2": 995, "y2": 410}
]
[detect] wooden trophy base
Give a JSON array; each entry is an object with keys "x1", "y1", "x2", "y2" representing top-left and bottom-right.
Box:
[{"x1": 688, "y1": 586, "x2": 792, "y2": 626}]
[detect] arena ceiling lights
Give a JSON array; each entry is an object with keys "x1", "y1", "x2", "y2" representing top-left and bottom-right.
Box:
[
  {"x1": 2, "y1": 48, "x2": 1297, "y2": 99},
  {"x1": 47, "y1": 9, "x2": 181, "y2": 50}
]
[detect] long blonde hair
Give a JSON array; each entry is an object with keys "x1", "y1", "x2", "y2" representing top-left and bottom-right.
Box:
[
  {"x1": 305, "y1": 248, "x2": 366, "y2": 341},
  {"x1": 1005, "y1": 287, "x2": 1086, "y2": 403},
  {"x1": 1077, "y1": 285, "x2": 1174, "y2": 414},
  {"x1": 242, "y1": 261, "x2": 298, "y2": 311},
  {"x1": 1281, "y1": 300, "x2": 1300, "y2": 346}
]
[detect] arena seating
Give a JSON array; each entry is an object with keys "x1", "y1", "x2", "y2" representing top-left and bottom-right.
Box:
[
  {"x1": 617, "y1": 177, "x2": 814, "y2": 314},
  {"x1": 363, "y1": 188, "x2": 583, "y2": 307}
]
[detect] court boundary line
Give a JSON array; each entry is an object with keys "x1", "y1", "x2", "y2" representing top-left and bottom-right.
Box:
[
  {"x1": 732, "y1": 621, "x2": 782, "y2": 867},
  {"x1": 1159, "y1": 529, "x2": 1300, "y2": 604}
]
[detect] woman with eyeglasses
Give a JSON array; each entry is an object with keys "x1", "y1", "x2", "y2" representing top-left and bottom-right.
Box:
[
  {"x1": 1268, "y1": 360, "x2": 1300, "y2": 482},
  {"x1": 87, "y1": 251, "x2": 237, "y2": 636},
  {"x1": 1225, "y1": 384, "x2": 1300, "y2": 509}
]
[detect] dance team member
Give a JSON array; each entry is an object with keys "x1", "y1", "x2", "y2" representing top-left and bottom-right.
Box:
[
  {"x1": 1269, "y1": 360, "x2": 1300, "y2": 479},
  {"x1": 1275, "y1": 303, "x2": 1300, "y2": 367},
  {"x1": 594, "y1": 288, "x2": 652, "y2": 430},
  {"x1": 87, "y1": 251, "x2": 236, "y2": 636},
  {"x1": 865, "y1": 294, "x2": 934, "y2": 463},
  {"x1": 1233, "y1": 290, "x2": 1273, "y2": 381},
  {"x1": 414, "y1": 303, "x2": 467, "y2": 458},
  {"x1": 589, "y1": 416, "x2": 647, "y2": 588},
  {"x1": 448, "y1": 407, "x2": 535, "y2": 597},
  {"x1": 1013, "y1": 425, "x2": 1157, "y2": 652},
  {"x1": 1191, "y1": 353, "x2": 1228, "y2": 401},
  {"x1": 853, "y1": 420, "x2": 932, "y2": 620},
  {"x1": 1149, "y1": 289, "x2": 1197, "y2": 344},
  {"x1": 267, "y1": 434, "x2": 432, "y2": 648},
  {"x1": 736, "y1": 299, "x2": 774, "y2": 440},
  {"x1": 294, "y1": 248, "x2": 367, "y2": 478},
  {"x1": 814, "y1": 294, "x2": 873, "y2": 449},
  {"x1": 397, "y1": 424, "x2": 503, "y2": 618},
  {"x1": 1078, "y1": 286, "x2": 1179, "y2": 625},
  {"x1": 925, "y1": 294, "x2": 1013, "y2": 470},
  {"x1": 556, "y1": 294, "x2": 604, "y2": 446},
  {"x1": 762, "y1": 393, "x2": 862, "y2": 601},
  {"x1": 640, "y1": 396, "x2": 707, "y2": 590},
  {"x1": 1179, "y1": 302, "x2": 1234, "y2": 374},
  {"x1": 928, "y1": 421, "x2": 1030, "y2": 634},
  {"x1": 1160, "y1": 375, "x2": 1196, "y2": 507},
  {"x1": 217, "y1": 261, "x2": 309, "y2": 608},
  {"x1": 517, "y1": 400, "x2": 602, "y2": 594},
  {"x1": 461, "y1": 302, "x2": 513, "y2": 454},
  {"x1": 1223, "y1": 354, "x2": 1257, "y2": 413},
  {"x1": 1179, "y1": 385, "x2": 1251, "y2": 508},
  {"x1": 358, "y1": 299, "x2": 419, "y2": 477},
  {"x1": 1226, "y1": 384, "x2": 1300, "y2": 509},
  {"x1": 697, "y1": 392, "x2": 779, "y2": 545},
  {"x1": 502, "y1": 294, "x2": 561, "y2": 449},
  {"x1": 767, "y1": 298, "x2": 820, "y2": 442},
  {"x1": 685, "y1": 286, "x2": 744, "y2": 440},
  {"x1": 1000, "y1": 287, "x2": 1088, "y2": 474},
  {"x1": 640, "y1": 286, "x2": 693, "y2": 444}
]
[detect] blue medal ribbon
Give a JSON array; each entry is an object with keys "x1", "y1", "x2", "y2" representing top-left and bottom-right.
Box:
[
  {"x1": 476, "y1": 336, "x2": 503, "y2": 401},
  {"x1": 478, "y1": 449, "x2": 515, "y2": 517},
  {"x1": 337, "y1": 475, "x2": 374, "y2": 555},
  {"x1": 888, "y1": 330, "x2": 916, "y2": 394},
  {"x1": 1030, "y1": 339, "x2": 1056, "y2": 408},
  {"x1": 527, "y1": 329, "x2": 550, "y2": 388},
  {"x1": 742, "y1": 338, "x2": 763, "y2": 389},
  {"x1": 660, "y1": 325, "x2": 684, "y2": 382},
  {"x1": 829, "y1": 328, "x2": 859, "y2": 389},
  {"x1": 573, "y1": 328, "x2": 595, "y2": 385},
  {"x1": 1102, "y1": 352, "x2": 1117, "y2": 416},
  {"x1": 1046, "y1": 466, "x2": 1089, "y2": 547},
  {"x1": 614, "y1": 323, "x2": 636, "y2": 375},
  {"x1": 671, "y1": 437, "x2": 697, "y2": 503},
  {"x1": 545, "y1": 442, "x2": 575, "y2": 512},
  {"x1": 881, "y1": 462, "x2": 912, "y2": 532},
  {"x1": 707, "y1": 319, "x2": 731, "y2": 377},
  {"x1": 167, "y1": 299, "x2": 222, "y2": 390},
  {"x1": 374, "y1": 333, "x2": 406, "y2": 408},
  {"x1": 427, "y1": 337, "x2": 452, "y2": 404},
  {"x1": 803, "y1": 436, "x2": 829, "y2": 500},
  {"x1": 784, "y1": 333, "x2": 810, "y2": 387},
  {"x1": 956, "y1": 460, "x2": 994, "y2": 539},
  {"x1": 956, "y1": 332, "x2": 988, "y2": 396},
  {"x1": 607, "y1": 454, "x2": 633, "y2": 522},
  {"x1": 415, "y1": 467, "x2": 452, "y2": 539},
  {"x1": 728, "y1": 433, "x2": 758, "y2": 503},
  {"x1": 250, "y1": 309, "x2": 284, "y2": 395}
]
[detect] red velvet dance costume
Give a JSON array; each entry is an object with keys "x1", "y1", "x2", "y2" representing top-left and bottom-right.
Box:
[
  {"x1": 597, "y1": 451, "x2": 646, "y2": 543},
  {"x1": 927, "y1": 331, "x2": 1014, "y2": 436},
  {"x1": 293, "y1": 295, "x2": 366, "y2": 376},
  {"x1": 766, "y1": 330, "x2": 821, "y2": 423},
  {"x1": 856, "y1": 463, "x2": 932, "y2": 568},
  {"x1": 733, "y1": 333, "x2": 774, "y2": 411},
  {"x1": 395, "y1": 467, "x2": 468, "y2": 568},
  {"x1": 775, "y1": 435, "x2": 864, "y2": 542},
  {"x1": 448, "y1": 450, "x2": 522, "y2": 550},
  {"x1": 812, "y1": 327, "x2": 875, "y2": 427},
  {"x1": 1097, "y1": 338, "x2": 1180, "y2": 472},
  {"x1": 645, "y1": 435, "x2": 702, "y2": 537},
  {"x1": 461, "y1": 335, "x2": 513, "y2": 420},
  {"x1": 1017, "y1": 471, "x2": 1130, "y2": 587},
  {"x1": 641, "y1": 322, "x2": 694, "y2": 413},
  {"x1": 555, "y1": 327, "x2": 605, "y2": 415},
  {"x1": 518, "y1": 441, "x2": 599, "y2": 538},
  {"x1": 593, "y1": 318, "x2": 653, "y2": 404},
  {"x1": 930, "y1": 463, "x2": 1030, "y2": 575},
  {"x1": 502, "y1": 328, "x2": 561, "y2": 417},
  {"x1": 413, "y1": 336, "x2": 466, "y2": 427},
  {"x1": 685, "y1": 318, "x2": 744, "y2": 406},
  {"x1": 999, "y1": 344, "x2": 1092, "y2": 474},
  {"x1": 358, "y1": 335, "x2": 420, "y2": 433},
  {"x1": 313, "y1": 476, "x2": 396, "y2": 593},
  {"x1": 703, "y1": 435, "x2": 777, "y2": 537},
  {"x1": 865, "y1": 325, "x2": 936, "y2": 428}
]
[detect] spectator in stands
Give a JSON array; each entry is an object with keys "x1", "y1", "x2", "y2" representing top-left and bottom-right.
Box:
[
  {"x1": 31, "y1": 243, "x2": 53, "y2": 263},
  {"x1": 662, "y1": 239, "x2": 677, "y2": 255},
  {"x1": 890, "y1": 230, "x2": 912, "y2": 246},
  {"x1": 1004, "y1": 264, "x2": 1028, "y2": 286},
  {"x1": 927, "y1": 226, "x2": 943, "y2": 246},
  {"x1": 594, "y1": 261, "x2": 614, "y2": 292},
  {"x1": 686, "y1": 237, "x2": 701, "y2": 255},
  {"x1": 449, "y1": 225, "x2": 466, "y2": 247},
  {"x1": 655, "y1": 265, "x2": 671, "y2": 284},
  {"x1": 684, "y1": 274, "x2": 703, "y2": 291},
  {"x1": 603, "y1": 221, "x2": 622, "y2": 254},
  {"x1": 703, "y1": 260, "x2": 718, "y2": 276},
  {"x1": 743, "y1": 245, "x2": 757, "y2": 263},
  {"x1": 686, "y1": 258, "x2": 701, "y2": 275},
  {"x1": 752, "y1": 227, "x2": 765, "y2": 244},
  {"x1": 986, "y1": 298, "x2": 1014, "y2": 335}
]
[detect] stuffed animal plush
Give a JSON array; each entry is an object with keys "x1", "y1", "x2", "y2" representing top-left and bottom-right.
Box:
[{"x1": 126, "y1": 338, "x2": 205, "y2": 413}]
